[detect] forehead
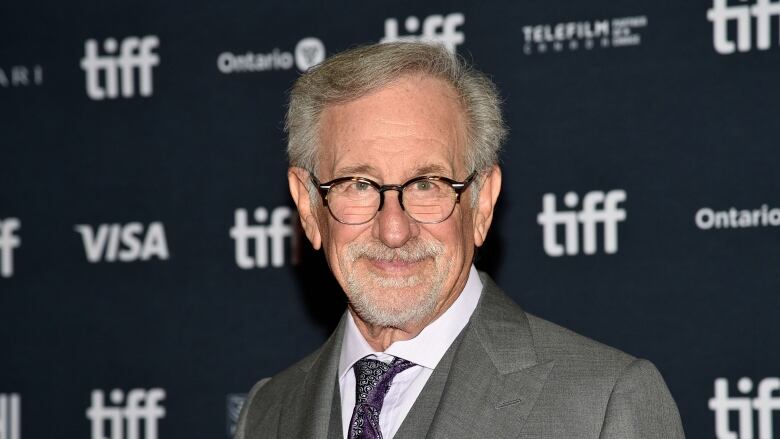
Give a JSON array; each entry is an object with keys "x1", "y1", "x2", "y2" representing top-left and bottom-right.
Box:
[{"x1": 317, "y1": 74, "x2": 468, "y2": 179}]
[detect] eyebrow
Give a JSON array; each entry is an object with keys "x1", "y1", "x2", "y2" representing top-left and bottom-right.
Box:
[
  {"x1": 334, "y1": 164, "x2": 378, "y2": 176},
  {"x1": 413, "y1": 163, "x2": 452, "y2": 176},
  {"x1": 333, "y1": 163, "x2": 454, "y2": 180}
]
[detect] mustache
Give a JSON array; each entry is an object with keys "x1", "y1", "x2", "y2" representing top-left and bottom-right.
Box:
[{"x1": 346, "y1": 238, "x2": 444, "y2": 263}]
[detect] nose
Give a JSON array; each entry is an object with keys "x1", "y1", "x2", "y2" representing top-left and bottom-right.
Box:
[{"x1": 373, "y1": 190, "x2": 416, "y2": 248}]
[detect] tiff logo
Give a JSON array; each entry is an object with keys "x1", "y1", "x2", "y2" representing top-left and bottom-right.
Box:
[
  {"x1": 0, "y1": 219, "x2": 21, "y2": 278},
  {"x1": 381, "y1": 13, "x2": 465, "y2": 53},
  {"x1": 708, "y1": 0, "x2": 780, "y2": 54},
  {"x1": 710, "y1": 377, "x2": 780, "y2": 439},
  {"x1": 74, "y1": 222, "x2": 169, "y2": 263},
  {"x1": 537, "y1": 190, "x2": 627, "y2": 257},
  {"x1": 80, "y1": 36, "x2": 160, "y2": 100},
  {"x1": 230, "y1": 207, "x2": 295, "y2": 269},
  {"x1": 86, "y1": 388, "x2": 165, "y2": 439},
  {"x1": 0, "y1": 394, "x2": 20, "y2": 439}
]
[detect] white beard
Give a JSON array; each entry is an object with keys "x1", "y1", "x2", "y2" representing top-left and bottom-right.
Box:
[{"x1": 341, "y1": 237, "x2": 452, "y2": 328}]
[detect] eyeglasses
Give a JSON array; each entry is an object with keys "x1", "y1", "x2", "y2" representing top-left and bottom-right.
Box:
[{"x1": 311, "y1": 172, "x2": 478, "y2": 225}]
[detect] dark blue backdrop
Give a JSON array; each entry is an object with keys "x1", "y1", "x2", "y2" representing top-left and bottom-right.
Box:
[{"x1": 2, "y1": 1, "x2": 779, "y2": 438}]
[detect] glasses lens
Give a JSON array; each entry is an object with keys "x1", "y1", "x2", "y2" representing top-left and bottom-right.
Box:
[
  {"x1": 403, "y1": 179, "x2": 457, "y2": 223},
  {"x1": 327, "y1": 180, "x2": 380, "y2": 224}
]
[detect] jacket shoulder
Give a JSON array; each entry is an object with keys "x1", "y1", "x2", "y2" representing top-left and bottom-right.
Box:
[
  {"x1": 526, "y1": 312, "x2": 636, "y2": 374},
  {"x1": 522, "y1": 314, "x2": 683, "y2": 437},
  {"x1": 234, "y1": 347, "x2": 323, "y2": 438}
]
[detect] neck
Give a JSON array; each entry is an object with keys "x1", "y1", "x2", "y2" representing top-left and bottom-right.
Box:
[{"x1": 350, "y1": 312, "x2": 429, "y2": 351}]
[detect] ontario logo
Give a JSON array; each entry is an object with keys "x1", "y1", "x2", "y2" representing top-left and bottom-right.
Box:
[{"x1": 217, "y1": 37, "x2": 325, "y2": 74}]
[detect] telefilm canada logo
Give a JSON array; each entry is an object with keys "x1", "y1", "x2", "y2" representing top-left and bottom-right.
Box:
[
  {"x1": 230, "y1": 206, "x2": 297, "y2": 269},
  {"x1": 709, "y1": 377, "x2": 780, "y2": 439},
  {"x1": 520, "y1": 15, "x2": 648, "y2": 55},
  {"x1": 0, "y1": 218, "x2": 21, "y2": 278},
  {"x1": 0, "y1": 393, "x2": 21, "y2": 439},
  {"x1": 708, "y1": 0, "x2": 780, "y2": 54},
  {"x1": 86, "y1": 388, "x2": 165, "y2": 439},
  {"x1": 537, "y1": 190, "x2": 627, "y2": 257},
  {"x1": 380, "y1": 13, "x2": 465, "y2": 53},
  {"x1": 81, "y1": 35, "x2": 160, "y2": 100},
  {"x1": 0, "y1": 65, "x2": 42, "y2": 89},
  {"x1": 217, "y1": 37, "x2": 325, "y2": 74}
]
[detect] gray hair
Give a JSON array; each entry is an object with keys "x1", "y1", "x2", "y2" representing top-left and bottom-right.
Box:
[{"x1": 285, "y1": 42, "x2": 506, "y2": 173}]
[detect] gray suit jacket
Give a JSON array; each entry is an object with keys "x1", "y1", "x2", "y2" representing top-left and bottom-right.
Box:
[{"x1": 236, "y1": 273, "x2": 685, "y2": 438}]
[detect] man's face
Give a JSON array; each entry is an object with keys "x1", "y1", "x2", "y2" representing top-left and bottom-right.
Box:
[{"x1": 291, "y1": 74, "x2": 497, "y2": 330}]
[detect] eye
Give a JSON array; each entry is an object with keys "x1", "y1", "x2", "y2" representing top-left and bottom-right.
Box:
[
  {"x1": 414, "y1": 180, "x2": 433, "y2": 191},
  {"x1": 353, "y1": 181, "x2": 371, "y2": 191}
]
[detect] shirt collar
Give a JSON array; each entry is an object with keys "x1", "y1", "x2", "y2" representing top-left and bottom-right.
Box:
[{"x1": 338, "y1": 265, "x2": 483, "y2": 378}]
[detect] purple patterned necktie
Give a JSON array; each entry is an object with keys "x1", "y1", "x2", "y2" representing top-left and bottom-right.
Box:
[{"x1": 347, "y1": 356, "x2": 415, "y2": 439}]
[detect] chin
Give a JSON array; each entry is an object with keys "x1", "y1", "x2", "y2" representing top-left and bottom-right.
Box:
[
  {"x1": 338, "y1": 238, "x2": 455, "y2": 328},
  {"x1": 346, "y1": 271, "x2": 444, "y2": 329}
]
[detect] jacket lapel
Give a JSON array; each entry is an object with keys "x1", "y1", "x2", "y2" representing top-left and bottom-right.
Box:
[
  {"x1": 278, "y1": 314, "x2": 346, "y2": 438},
  {"x1": 425, "y1": 274, "x2": 553, "y2": 439},
  {"x1": 394, "y1": 323, "x2": 467, "y2": 439}
]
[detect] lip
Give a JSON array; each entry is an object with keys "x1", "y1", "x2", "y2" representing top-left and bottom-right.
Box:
[{"x1": 368, "y1": 258, "x2": 423, "y2": 274}]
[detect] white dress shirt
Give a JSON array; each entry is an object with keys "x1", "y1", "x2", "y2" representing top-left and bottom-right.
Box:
[{"x1": 338, "y1": 265, "x2": 483, "y2": 439}]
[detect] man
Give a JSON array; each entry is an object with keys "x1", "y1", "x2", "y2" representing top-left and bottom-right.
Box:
[{"x1": 236, "y1": 42, "x2": 685, "y2": 439}]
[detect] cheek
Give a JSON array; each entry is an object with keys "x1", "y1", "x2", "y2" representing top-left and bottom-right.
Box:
[
  {"x1": 324, "y1": 223, "x2": 369, "y2": 272},
  {"x1": 445, "y1": 210, "x2": 476, "y2": 260},
  {"x1": 426, "y1": 217, "x2": 468, "y2": 257}
]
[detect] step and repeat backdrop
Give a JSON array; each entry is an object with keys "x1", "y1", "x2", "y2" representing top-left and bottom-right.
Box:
[{"x1": 2, "y1": 0, "x2": 779, "y2": 438}]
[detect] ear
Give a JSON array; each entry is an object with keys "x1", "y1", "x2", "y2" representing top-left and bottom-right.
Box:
[
  {"x1": 288, "y1": 167, "x2": 322, "y2": 250},
  {"x1": 473, "y1": 165, "x2": 502, "y2": 247}
]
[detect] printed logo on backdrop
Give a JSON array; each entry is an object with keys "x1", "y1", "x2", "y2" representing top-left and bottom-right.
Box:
[
  {"x1": 380, "y1": 13, "x2": 465, "y2": 53},
  {"x1": 537, "y1": 190, "x2": 627, "y2": 257},
  {"x1": 0, "y1": 393, "x2": 21, "y2": 439},
  {"x1": 709, "y1": 377, "x2": 780, "y2": 438},
  {"x1": 695, "y1": 204, "x2": 780, "y2": 230},
  {"x1": 520, "y1": 16, "x2": 647, "y2": 55},
  {"x1": 0, "y1": 218, "x2": 21, "y2": 279},
  {"x1": 74, "y1": 222, "x2": 169, "y2": 263},
  {"x1": 217, "y1": 37, "x2": 325, "y2": 74},
  {"x1": 708, "y1": 0, "x2": 780, "y2": 54},
  {"x1": 225, "y1": 394, "x2": 247, "y2": 438},
  {"x1": 231, "y1": 207, "x2": 297, "y2": 269},
  {"x1": 86, "y1": 388, "x2": 165, "y2": 439},
  {"x1": 0, "y1": 65, "x2": 42, "y2": 89},
  {"x1": 81, "y1": 35, "x2": 160, "y2": 100}
]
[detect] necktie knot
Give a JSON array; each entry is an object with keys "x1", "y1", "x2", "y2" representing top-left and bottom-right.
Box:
[{"x1": 348, "y1": 356, "x2": 415, "y2": 439}]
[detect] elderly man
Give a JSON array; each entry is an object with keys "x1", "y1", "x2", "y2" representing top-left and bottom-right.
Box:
[{"x1": 235, "y1": 42, "x2": 684, "y2": 439}]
